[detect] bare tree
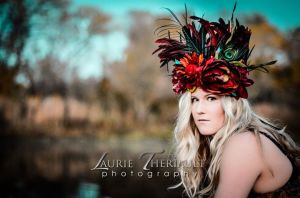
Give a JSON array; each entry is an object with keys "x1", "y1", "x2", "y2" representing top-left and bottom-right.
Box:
[
  {"x1": 0, "y1": 0, "x2": 111, "y2": 98},
  {"x1": 0, "y1": 0, "x2": 71, "y2": 96}
]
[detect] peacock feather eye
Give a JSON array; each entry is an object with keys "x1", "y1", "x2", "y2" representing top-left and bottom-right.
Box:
[
  {"x1": 225, "y1": 50, "x2": 233, "y2": 59},
  {"x1": 223, "y1": 48, "x2": 238, "y2": 61}
]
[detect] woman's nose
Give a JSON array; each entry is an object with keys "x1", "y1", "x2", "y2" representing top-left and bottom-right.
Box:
[{"x1": 195, "y1": 101, "x2": 205, "y2": 114}]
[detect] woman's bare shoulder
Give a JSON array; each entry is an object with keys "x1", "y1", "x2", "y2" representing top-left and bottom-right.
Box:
[
  {"x1": 215, "y1": 132, "x2": 264, "y2": 197},
  {"x1": 224, "y1": 132, "x2": 262, "y2": 154},
  {"x1": 221, "y1": 131, "x2": 264, "y2": 167}
]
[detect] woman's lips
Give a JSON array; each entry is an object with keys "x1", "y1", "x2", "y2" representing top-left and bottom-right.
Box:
[{"x1": 197, "y1": 119, "x2": 209, "y2": 122}]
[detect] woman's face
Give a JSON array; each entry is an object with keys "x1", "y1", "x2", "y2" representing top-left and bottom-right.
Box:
[{"x1": 191, "y1": 88, "x2": 225, "y2": 135}]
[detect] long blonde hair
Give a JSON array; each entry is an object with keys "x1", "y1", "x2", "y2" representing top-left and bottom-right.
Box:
[{"x1": 174, "y1": 91, "x2": 299, "y2": 197}]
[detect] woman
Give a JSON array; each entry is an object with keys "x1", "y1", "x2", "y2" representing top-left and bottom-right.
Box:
[{"x1": 153, "y1": 4, "x2": 300, "y2": 198}]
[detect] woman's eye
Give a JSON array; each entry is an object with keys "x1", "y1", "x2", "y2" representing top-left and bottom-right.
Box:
[
  {"x1": 191, "y1": 98, "x2": 198, "y2": 103},
  {"x1": 207, "y1": 96, "x2": 217, "y2": 101}
]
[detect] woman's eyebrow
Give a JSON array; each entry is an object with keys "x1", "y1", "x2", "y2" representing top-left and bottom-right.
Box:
[{"x1": 205, "y1": 93, "x2": 216, "y2": 97}]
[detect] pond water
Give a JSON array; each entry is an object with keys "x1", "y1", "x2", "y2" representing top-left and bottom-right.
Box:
[{"x1": 0, "y1": 135, "x2": 184, "y2": 198}]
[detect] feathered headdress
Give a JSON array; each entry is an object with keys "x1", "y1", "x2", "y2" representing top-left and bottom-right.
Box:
[{"x1": 153, "y1": 3, "x2": 276, "y2": 99}]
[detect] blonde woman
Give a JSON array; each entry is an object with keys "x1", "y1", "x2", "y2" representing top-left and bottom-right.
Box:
[
  {"x1": 153, "y1": 4, "x2": 300, "y2": 198},
  {"x1": 175, "y1": 88, "x2": 299, "y2": 197}
]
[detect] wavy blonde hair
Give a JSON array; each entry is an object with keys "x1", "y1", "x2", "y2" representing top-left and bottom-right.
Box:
[{"x1": 174, "y1": 91, "x2": 300, "y2": 197}]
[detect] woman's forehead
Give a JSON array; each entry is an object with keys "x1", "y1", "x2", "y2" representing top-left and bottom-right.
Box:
[{"x1": 191, "y1": 89, "x2": 212, "y2": 97}]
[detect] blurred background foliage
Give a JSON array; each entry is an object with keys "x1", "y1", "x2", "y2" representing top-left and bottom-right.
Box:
[
  {"x1": 0, "y1": 1, "x2": 299, "y2": 139},
  {"x1": 0, "y1": 0, "x2": 300, "y2": 197}
]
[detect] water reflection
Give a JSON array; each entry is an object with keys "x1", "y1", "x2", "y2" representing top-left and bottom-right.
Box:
[
  {"x1": 0, "y1": 136, "x2": 183, "y2": 198},
  {"x1": 77, "y1": 182, "x2": 99, "y2": 198}
]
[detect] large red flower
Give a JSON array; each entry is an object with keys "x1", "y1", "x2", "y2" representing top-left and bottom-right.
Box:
[
  {"x1": 172, "y1": 52, "x2": 206, "y2": 94},
  {"x1": 172, "y1": 52, "x2": 254, "y2": 99}
]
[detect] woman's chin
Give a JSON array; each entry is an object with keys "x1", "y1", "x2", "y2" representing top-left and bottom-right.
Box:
[{"x1": 197, "y1": 127, "x2": 218, "y2": 136}]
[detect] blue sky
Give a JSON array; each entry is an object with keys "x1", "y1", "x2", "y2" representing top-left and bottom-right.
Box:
[
  {"x1": 71, "y1": 0, "x2": 300, "y2": 79},
  {"x1": 74, "y1": 0, "x2": 300, "y2": 31}
]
